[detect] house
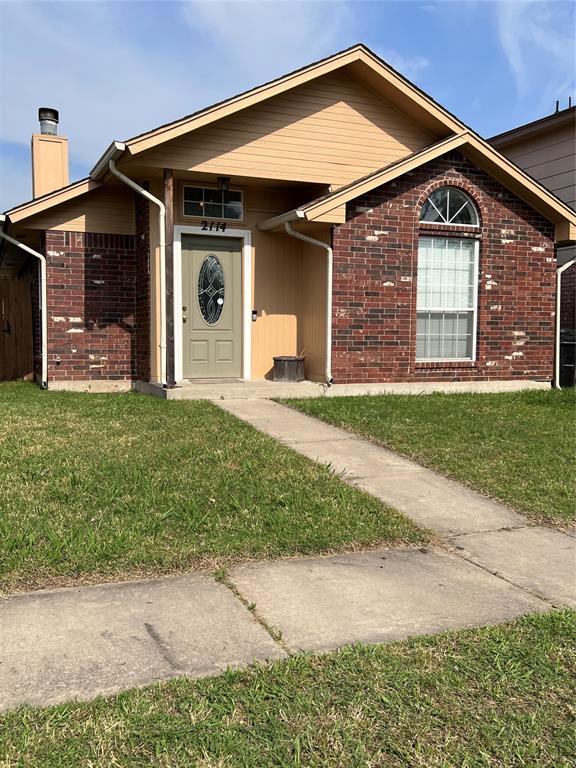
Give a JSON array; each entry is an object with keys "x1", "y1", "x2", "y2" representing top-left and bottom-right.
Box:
[
  {"x1": 490, "y1": 106, "x2": 576, "y2": 386},
  {"x1": 1, "y1": 44, "x2": 575, "y2": 392}
]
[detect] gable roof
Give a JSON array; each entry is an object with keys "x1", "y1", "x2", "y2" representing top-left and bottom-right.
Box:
[
  {"x1": 115, "y1": 44, "x2": 464, "y2": 161},
  {"x1": 258, "y1": 132, "x2": 576, "y2": 241},
  {"x1": 4, "y1": 43, "x2": 575, "y2": 243},
  {"x1": 490, "y1": 105, "x2": 576, "y2": 148},
  {"x1": 6, "y1": 178, "x2": 101, "y2": 224}
]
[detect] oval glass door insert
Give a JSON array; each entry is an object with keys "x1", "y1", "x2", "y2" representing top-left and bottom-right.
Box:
[{"x1": 197, "y1": 254, "x2": 225, "y2": 325}]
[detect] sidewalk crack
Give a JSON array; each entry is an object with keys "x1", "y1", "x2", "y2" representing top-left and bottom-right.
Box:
[{"x1": 214, "y1": 570, "x2": 292, "y2": 655}]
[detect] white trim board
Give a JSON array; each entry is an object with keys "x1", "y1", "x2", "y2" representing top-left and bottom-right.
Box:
[{"x1": 173, "y1": 225, "x2": 252, "y2": 383}]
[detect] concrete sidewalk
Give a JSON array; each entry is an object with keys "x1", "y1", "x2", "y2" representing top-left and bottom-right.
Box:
[
  {"x1": 1, "y1": 399, "x2": 573, "y2": 711},
  {"x1": 0, "y1": 547, "x2": 549, "y2": 711},
  {"x1": 220, "y1": 399, "x2": 576, "y2": 605}
]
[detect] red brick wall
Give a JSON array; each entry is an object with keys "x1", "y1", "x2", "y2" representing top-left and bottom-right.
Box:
[
  {"x1": 560, "y1": 262, "x2": 575, "y2": 332},
  {"x1": 332, "y1": 151, "x2": 556, "y2": 383},
  {"x1": 43, "y1": 230, "x2": 137, "y2": 381}
]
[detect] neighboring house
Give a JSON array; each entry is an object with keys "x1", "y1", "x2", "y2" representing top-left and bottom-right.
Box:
[
  {"x1": 1, "y1": 44, "x2": 575, "y2": 391},
  {"x1": 491, "y1": 106, "x2": 576, "y2": 346}
]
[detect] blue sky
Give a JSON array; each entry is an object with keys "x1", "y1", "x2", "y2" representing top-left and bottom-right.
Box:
[{"x1": 0, "y1": 0, "x2": 574, "y2": 211}]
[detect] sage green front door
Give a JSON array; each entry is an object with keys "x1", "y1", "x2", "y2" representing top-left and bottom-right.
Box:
[{"x1": 181, "y1": 235, "x2": 242, "y2": 379}]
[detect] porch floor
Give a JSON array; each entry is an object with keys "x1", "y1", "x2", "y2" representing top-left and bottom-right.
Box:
[
  {"x1": 132, "y1": 378, "x2": 550, "y2": 401},
  {"x1": 135, "y1": 379, "x2": 327, "y2": 401}
]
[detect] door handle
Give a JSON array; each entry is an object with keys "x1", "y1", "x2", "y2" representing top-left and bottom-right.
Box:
[{"x1": 1, "y1": 322, "x2": 11, "y2": 334}]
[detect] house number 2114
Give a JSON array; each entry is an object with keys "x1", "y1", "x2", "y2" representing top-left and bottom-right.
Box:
[{"x1": 201, "y1": 220, "x2": 227, "y2": 232}]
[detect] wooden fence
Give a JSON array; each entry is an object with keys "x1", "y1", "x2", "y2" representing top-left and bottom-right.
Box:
[{"x1": 0, "y1": 279, "x2": 33, "y2": 381}]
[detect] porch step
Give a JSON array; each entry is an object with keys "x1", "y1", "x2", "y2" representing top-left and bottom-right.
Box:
[{"x1": 133, "y1": 379, "x2": 327, "y2": 401}]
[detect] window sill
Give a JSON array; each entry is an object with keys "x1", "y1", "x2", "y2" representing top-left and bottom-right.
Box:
[
  {"x1": 415, "y1": 361, "x2": 478, "y2": 370},
  {"x1": 419, "y1": 222, "x2": 481, "y2": 237}
]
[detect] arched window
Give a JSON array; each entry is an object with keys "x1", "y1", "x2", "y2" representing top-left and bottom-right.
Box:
[
  {"x1": 420, "y1": 187, "x2": 479, "y2": 226},
  {"x1": 416, "y1": 187, "x2": 480, "y2": 361}
]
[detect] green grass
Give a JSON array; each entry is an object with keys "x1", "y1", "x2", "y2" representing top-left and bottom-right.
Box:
[
  {"x1": 0, "y1": 383, "x2": 425, "y2": 592},
  {"x1": 1, "y1": 610, "x2": 574, "y2": 767},
  {"x1": 281, "y1": 389, "x2": 576, "y2": 527}
]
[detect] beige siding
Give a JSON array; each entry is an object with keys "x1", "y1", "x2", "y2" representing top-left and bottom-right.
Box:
[
  {"x1": 301, "y1": 233, "x2": 329, "y2": 381},
  {"x1": 139, "y1": 73, "x2": 435, "y2": 187},
  {"x1": 251, "y1": 231, "x2": 303, "y2": 379},
  {"x1": 22, "y1": 186, "x2": 136, "y2": 234},
  {"x1": 162, "y1": 182, "x2": 327, "y2": 380},
  {"x1": 31, "y1": 135, "x2": 69, "y2": 198},
  {"x1": 501, "y1": 123, "x2": 575, "y2": 210}
]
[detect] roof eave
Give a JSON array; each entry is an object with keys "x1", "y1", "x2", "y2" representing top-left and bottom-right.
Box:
[
  {"x1": 258, "y1": 209, "x2": 306, "y2": 232},
  {"x1": 489, "y1": 106, "x2": 576, "y2": 147},
  {"x1": 90, "y1": 141, "x2": 126, "y2": 181}
]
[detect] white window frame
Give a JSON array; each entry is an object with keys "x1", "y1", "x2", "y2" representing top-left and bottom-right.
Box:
[
  {"x1": 420, "y1": 187, "x2": 480, "y2": 228},
  {"x1": 173, "y1": 225, "x2": 252, "y2": 382},
  {"x1": 415, "y1": 237, "x2": 480, "y2": 363},
  {"x1": 182, "y1": 184, "x2": 244, "y2": 222}
]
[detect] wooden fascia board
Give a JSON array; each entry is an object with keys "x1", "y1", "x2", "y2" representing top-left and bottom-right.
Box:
[
  {"x1": 490, "y1": 108, "x2": 576, "y2": 148},
  {"x1": 302, "y1": 131, "x2": 576, "y2": 235},
  {"x1": 126, "y1": 50, "x2": 362, "y2": 155},
  {"x1": 311, "y1": 204, "x2": 347, "y2": 224},
  {"x1": 353, "y1": 52, "x2": 463, "y2": 134},
  {"x1": 6, "y1": 179, "x2": 101, "y2": 224},
  {"x1": 126, "y1": 48, "x2": 464, "y2": 157},
  {"x1": 304, "y1": 134, "x2": 469, "y2": 221},
  {"x1": 555, "y1": 221, "x2": 576, "y2": 243},
  {"x1": 462, "y1": 135, "x2": 576, "y2": 227}
]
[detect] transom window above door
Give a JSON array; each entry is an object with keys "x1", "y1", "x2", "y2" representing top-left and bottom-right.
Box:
[
  {"x1": 183, "y1": 185, "x2": 243, "y2": 220},
  {"x1": 420, "y1": 187, "x2": 479, "y2": 227}
]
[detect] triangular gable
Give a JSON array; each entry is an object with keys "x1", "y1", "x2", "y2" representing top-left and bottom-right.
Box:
[
  {"x1": 136, "y1": 71, "x2": 439, "y2": 187},
  {"x1": 258, "y1": 133, "x2": 576, "y2": 243},
  {"x1": 120, "y1": 44, "x2": 464, "y2": 159},
  {"x1": 6, "y1": 178, "x2": 100, "y2": 223}
]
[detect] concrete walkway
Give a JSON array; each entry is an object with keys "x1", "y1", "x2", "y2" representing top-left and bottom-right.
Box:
[
  {"x1": 1, "y1": 399, "x2": 574, "y2": 711},
  {"x1": 221, "y1": 400, "x2": 575, "y2": 605}
]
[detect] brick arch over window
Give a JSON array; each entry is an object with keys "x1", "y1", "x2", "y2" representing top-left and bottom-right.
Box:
[
  {"x1": 416, "y1": 179, "x2": 484, "y2": 229},
  {"x1": 332, "y1": 151, "x2": 556, "y2": 384}
]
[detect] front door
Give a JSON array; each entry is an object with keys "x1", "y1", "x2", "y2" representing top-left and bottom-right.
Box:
[{"x1": 181, "y1": 235, "x2": 242, "y2": 379}]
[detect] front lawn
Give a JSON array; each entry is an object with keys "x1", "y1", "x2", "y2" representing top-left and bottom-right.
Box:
[
  {"x1": 283, "y1": 389, "x2": 575, "y2": 527},
  {"x1": 0, "y1": 383, "x2": 425, "y2": 592},
  {"x1": 1, "y1": 610, "x2": 574, "y2": 767}
]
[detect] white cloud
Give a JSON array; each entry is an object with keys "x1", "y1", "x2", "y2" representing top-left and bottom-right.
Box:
[
  {"x1": 378, "y1": 48, "x2": 430, "y2": 80},
  {"x1": 180, "y1": 0, "x2": 354, "y2": 83},
  {"x1": 0, "y1": 2, "x2": 215, "y2": 166},
  {"x1": 496, "y1": 0, "x2": 575, "y2": 106},
  {"x1": 0, "y1": 0, "x2": 355, "y2": 210}
]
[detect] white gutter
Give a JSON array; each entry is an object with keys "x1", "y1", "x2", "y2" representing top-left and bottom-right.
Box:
[
  {"x1": 555, "y1": 256, "x2": 576, "y2": 389},
  {"x1": 0, "y1": 216, "x2": 48, "y2": 388},
  {"x1": 90, "y1": 140, "x2": 126, "y2": 181},
  {"x1": 257, "y1": 208, "x2": 305, "y2": 232},
  {"x1": 108, "y1": 159, "x2": 167, "y2": 387},
  {"x1": 284, "y1": 221, "x2": 333, "y2": 384}
]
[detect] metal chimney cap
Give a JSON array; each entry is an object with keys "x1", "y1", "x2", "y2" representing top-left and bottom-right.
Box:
[{"x1": 38, "y1": 107, "x2": 59, "y2": 135}]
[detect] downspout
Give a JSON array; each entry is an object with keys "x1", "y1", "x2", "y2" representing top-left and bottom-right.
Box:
[
  {"x1": 0, "y1": 217, "x2": 48, "y2": 388},
  {"x1": 554, "y1": 256, "x2": 576, "y2": 390},
  {"x1": 284, "y1": 221, "x2": 333, "y2": 384},
  {"x1": 108, "y1": 159, "x2": 167, "y2": 387}
]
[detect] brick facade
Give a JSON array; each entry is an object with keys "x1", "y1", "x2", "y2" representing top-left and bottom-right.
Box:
[
  {"x1": 43, "y1": 230, "x2": 138, "y2": 381},
  {"x1": 332, "y1": 151, "x2": 556, "y2": 383}
]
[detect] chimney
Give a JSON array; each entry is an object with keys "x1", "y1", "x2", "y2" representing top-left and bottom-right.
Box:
[{"x1": 31, "y1": 107, "x2": 69, "y2": 198}]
